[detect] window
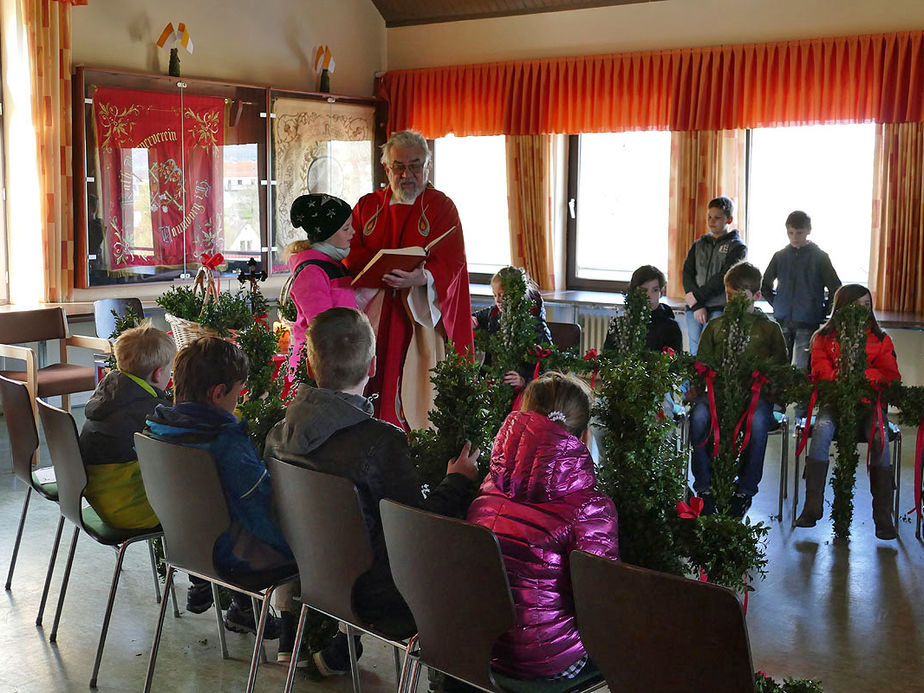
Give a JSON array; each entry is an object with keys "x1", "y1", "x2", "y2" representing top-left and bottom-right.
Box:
[
  {"x1": 568, "y1": 131, "x2": 671, "y2": 288},
  {"x1": 433, "y1": 135, "x2": 510, "y2": 276},
  {"x1": 747, "y1": 123, "x2": 876, "y2": 285}
]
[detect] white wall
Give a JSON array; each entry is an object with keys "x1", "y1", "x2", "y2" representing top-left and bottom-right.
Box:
[
  {"x1": 388, "y1": 0, "x2": 924, "y2": 69},
  {"x1": 71, "y1": 0, "x2": 386, "y2": 96}
]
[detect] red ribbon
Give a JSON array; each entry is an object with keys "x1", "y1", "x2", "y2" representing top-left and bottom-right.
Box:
[
  {"x1": 909, "y1": 420, "x2": 924, "y2": 520},
  {"x1": 200, "y1": 252, "x2": 224, "y2": 269},
  {"x1": 584, "y1": 348, "x2": 599, "y2": 390},
  {"x1": 795, "y1": 375, "x2": 819, "y2": 458},
  {"x1": 662, "y1": 346, "x2": 675, "y2": 358},
  {"x1": 693, "y1": 362, "x2": 720, "y2": 456},
  {"x1": 530, "y1": 345, "x2": 551, "y2": 380},
  {"x1": 676, "y1": 497, "x2": 704, "y2": 519},
  {"x1": 732, "y1": 371, "x2": 770, "y2": 455},
  {"x1": 866, "y1": 384, "x2": 887, "y2": 471}
]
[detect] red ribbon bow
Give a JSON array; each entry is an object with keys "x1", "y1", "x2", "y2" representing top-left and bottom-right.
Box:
[
  {"x1": 693, "y1": 362, "x2": 720, "y2": 456},
  {"x1": 676, "y1": 496, "x2": 704, "y2": 519},
  {"x1": 795, "y1": 374, "x2": 820, "y2": 458},
  {"x1": 584, "y1": 348, "x2": 599, "y2": 389},
  {"x1": 200, "y1": 252, "x2": 224, "y2": 269},
  {"x1": 530, "y1": 345, "x2": 551, "y2": 380},
  {"x1": 662, "y1": 346, "x2": 675, "y2": 358},
  {"x1": 732, "y1": 371, "x2": 770, "y2": 455}
]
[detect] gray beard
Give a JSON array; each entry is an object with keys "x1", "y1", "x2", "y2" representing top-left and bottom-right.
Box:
[{"x1": 391, "y1": 185, "x2": 421, "y2": 204}]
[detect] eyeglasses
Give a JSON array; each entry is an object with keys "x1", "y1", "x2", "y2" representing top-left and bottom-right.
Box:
[{"x1": 388, "y1": 161, "x2": 425, "y2": 174}]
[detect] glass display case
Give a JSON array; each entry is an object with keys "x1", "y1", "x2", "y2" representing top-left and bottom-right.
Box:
[{"x1": 74, "y1": 67, "x2": 378, "y2": 288}]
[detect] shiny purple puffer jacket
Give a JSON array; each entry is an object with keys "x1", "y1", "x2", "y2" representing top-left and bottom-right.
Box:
[{"x1": 467, "y1": 410, "x2": 619, "y2": 679}]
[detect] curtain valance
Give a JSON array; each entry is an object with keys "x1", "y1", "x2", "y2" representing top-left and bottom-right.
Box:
[{"x1": 379, "y1": 31, "x2": 924, "y2": 137}]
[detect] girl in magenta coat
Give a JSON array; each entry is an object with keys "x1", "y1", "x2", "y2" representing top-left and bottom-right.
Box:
[
  {"x1": 467, "y1": 372, "x2": 619, "y2": 681},
  {"x1": 285, "y1": 193, "x2": 358, "y2": 374}
]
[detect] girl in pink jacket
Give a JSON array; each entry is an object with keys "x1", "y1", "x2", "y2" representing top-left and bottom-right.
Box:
[
  {"x1": 285, "y1": 193, "x2": 357, "y2": 374},
  {"x1": 467, "y1": 372, "x2": 619, "y2": 681}
]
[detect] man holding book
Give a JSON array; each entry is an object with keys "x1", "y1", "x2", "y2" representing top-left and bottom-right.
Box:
[{"x1": 346, "y1": 129, "x2": 473, "y2": 430}]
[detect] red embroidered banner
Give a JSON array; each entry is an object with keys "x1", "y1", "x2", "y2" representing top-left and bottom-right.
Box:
[{"x1": 93, "y1": 87, "x2": 224, "y2": 270}]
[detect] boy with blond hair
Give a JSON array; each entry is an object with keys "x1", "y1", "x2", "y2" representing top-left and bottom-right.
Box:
[
  {"x1": 79, "y1": 322, "x2": 175, "y2": 530},
  {"x1": 688, "y1": 262, "x2": 788, "y2": 518}
]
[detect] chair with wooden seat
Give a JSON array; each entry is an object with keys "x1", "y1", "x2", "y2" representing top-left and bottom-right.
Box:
[
  {"x1": 93, "y1": 297, "x2": 144, "y2": 340},
  {"x1": 1, "y1": 375, "x2": 64, "y2": 626},
  {"x1": 36, "y1": 400, "x2": 165, "y2": 689},
  {"x1": 135, "y1": 433, "x2": 298, "y2": 693},
  {"x1": 0, "y1": 307, "x2": 111, "y2": 424},
  {"x1": 547, "y1": 321, "x2": 582, "y2": 351},
  {"x1": 570, "y1": 550, "x2": 754, "y2": 693},
  {"x1": 266, "y1": 460, "x2": 414, "y2": 693},
  {"x1": 380, "y1": 499, "x2": 605, "y2": 693}
]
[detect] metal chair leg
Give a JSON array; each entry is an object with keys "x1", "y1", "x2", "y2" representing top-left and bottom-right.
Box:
[
  {"x1": 792, "y1": 427, "x2": 803, "y2": 528},
  {"x1": 144, "y1": 566, "x2": 175, "y2": 693},
  {"x1": 393, "y1": 645, "x2": 402, "y2": 680},
  {"x1": 5, "y1": 488, "x2": 31, "y2": 590},
  {"x1": 284, "y1": 604, "x2": 310, "y2": 693},
  {"x1": 893, "y1": 433, "x2": 902, "y2": 528},
  {"x1": 396, "y1": 636, "x2": 418, "y2": 693},
  {"x1": 36, "y1": 514, "x2": 65, "y2": 625},
  {"x1": 246, "y1": 587, "x2": 276, "y2": 693},
  {"x1": 250, "y1": 596, "x2": 268, "y2": 664},
  {"x1": 170, "y1": 581, "x2": 180, "y2": 618},
  {"x1": 211, "y1": 582, "x2": 228, "y2": 658},
  {"x1": 49, "y1": 525, "x2": 80, "y2": 642},
  {"x1": 89, "y1": 542, "x2": 132, "y2": 688},
  {"x1": 346, "y1": 623, "x2": 362, "y2": 693},
  {"x1": 147, "y1": 539, "x2": 162, "y2": 604}
]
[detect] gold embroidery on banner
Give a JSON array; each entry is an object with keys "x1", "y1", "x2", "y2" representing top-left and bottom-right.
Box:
[
  {"x1": 184, "y1": 109, "x2": 221, "y2": 148},
  {"x1": 97, "y1": 103, "x2": 141, "y2": 150}
]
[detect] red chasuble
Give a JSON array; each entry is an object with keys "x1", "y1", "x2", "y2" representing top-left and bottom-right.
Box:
[{"x1": 347, "y1": 186, "x2": 474, "y2": 429}]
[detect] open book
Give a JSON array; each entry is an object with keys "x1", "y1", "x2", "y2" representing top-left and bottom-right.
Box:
[{"x1": 351, "y1": 225, "x2": 456, "y2": 288}]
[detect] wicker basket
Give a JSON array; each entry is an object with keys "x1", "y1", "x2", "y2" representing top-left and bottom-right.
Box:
[
  {"x1": 164, "y1": 313, "x2": 220, "y2": 350},
  {"x1": 276, "y1": 274, "x2": 296, "y2": 333}
]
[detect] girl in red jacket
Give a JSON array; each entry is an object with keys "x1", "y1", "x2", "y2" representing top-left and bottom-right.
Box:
[
  {"x1": 795, "y1": 284, "x2": 901, "y2": 539},
  {"x1": 467, "y1": 372, "x2": 619, "y2": 682}
]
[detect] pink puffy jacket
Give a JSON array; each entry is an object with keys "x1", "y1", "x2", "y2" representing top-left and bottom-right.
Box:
[
  {"x1": 287, "y1": 248, "x2": 356, "y2": 373},
  {"x1": 467, "y1": 410, "x2": 619, "y2": 679}
]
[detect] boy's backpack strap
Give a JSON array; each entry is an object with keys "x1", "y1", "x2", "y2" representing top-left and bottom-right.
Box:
[{"x1": 292, "y1": 258, "x2": 347, "y2": 282}]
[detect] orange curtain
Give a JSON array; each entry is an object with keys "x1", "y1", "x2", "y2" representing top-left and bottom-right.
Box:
[
  {"x1": 25, "y1": 0, "x2": 79, "y2": 300},
  {"x1": 870, "y1": 122, "x2": 924, "y2": 314},
  {"x1": 666, "y1": 130, "x2": 747, "y2": 299},
  {"x1": 381, "y1": 31, "x2": 924, "y2": 138},
  {"x1": 505, "y1": 135, "x2": 555, "y2": 290}
]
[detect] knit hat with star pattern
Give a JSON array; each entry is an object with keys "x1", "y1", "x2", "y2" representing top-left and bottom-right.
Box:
[{"x1": 290, "y1": 193, "x2": 352, "y2": 243}]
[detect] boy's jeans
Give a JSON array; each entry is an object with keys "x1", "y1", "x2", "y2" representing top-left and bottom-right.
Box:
[
  {"x1": 690, "y1": 396, "x2": 772, "y2": 497},
  {"x1": 685, "y1": 308, "x2": 724, "y2": 355},
  {"x1": 808, "y1": 405, "x2": 891, "y2": 467},
  {"x1": 780, "y1": 323, "x2": 817, "y2": 371}
]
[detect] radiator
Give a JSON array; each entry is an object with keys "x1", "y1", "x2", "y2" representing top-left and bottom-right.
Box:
[{"x1": 577, "y1": 310, "x2": 613, "y2": 352}]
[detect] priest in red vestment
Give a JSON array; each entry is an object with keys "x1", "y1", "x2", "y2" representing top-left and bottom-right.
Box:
[{"x1": 345, "y1": 130, "x2": 473, "y2": 430}]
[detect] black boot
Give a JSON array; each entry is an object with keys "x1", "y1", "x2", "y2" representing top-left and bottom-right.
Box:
[
  {"x1": 870, "y1": 466, "x2": 897, "y2": 540},
  {"x1": 795, "y1": 458, "x2": 828, "y2": 527}
]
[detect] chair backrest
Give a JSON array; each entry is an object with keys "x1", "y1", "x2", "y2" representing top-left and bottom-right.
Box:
[
  {"x1": 548, "y1": 321, "x2": 582, "y2": 351},
  {"x1": 134, "y1": 433, "x2": 232, "y2": 578},
  {"x1": 266, "y1": 459, "x2": 374, "y2": 624},
  {"x1": 36, "y1": 399, "x2": 88, "y2": 528},
  {"x1": 0, "y1": 375, "x2": 39, "y2": 482},
  {"x1": 570, "y1": 550, "x2": 755, "y2": 693},
  {"x1": 0, "y1": 307, "x2": 67, "y2": 344},
  {"x1": 93, "y1": 298, "x2": 144, "y2": 340},
  {"x1": 380, "y1": 500, "x2": 515, "y2": 692}
]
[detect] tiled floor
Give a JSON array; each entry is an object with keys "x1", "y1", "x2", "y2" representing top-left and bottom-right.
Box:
[{"x1": 1, "y1": 409, "x2": 922, "y2": 692}]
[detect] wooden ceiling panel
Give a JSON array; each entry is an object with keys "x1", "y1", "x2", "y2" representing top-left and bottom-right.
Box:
[{"x1": 371, "y1": 0, "x2": 664, "y2": 28}]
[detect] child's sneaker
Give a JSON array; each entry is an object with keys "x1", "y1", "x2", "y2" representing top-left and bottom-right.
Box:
[
  {"x1": 276, "y1": 611, "x2": 311, "y2": 666},
  {"x1": 224, "y1": 598, "x2": 281, "y2": 640},
  {"x1": 698, "y1": 491, "x2": 717, "y2": 516},
  {"x1": 185, "y1": 581, "x2": 214, "y2": 614},
  {"x1": 311, "y1": 631, "x2": 363, "y2": 677},
  {"x1": 728, "y1": 492, "x2": 752, "y2": 519}
]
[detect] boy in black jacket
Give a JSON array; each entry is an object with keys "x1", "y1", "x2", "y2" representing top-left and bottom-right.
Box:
[{"x1": 263, "y1": 307, "x2": 479, "y2": 676}]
